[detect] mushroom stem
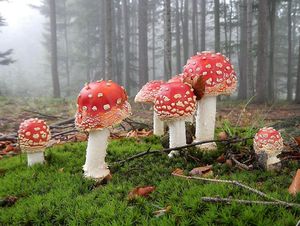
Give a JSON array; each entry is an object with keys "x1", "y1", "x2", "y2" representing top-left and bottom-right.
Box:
[
  {"x1": 267, "y1": 155, "x2": 280, "y2": 168},
  {"x1": 168, "y1": 120, "x2": 186, "y2": 157},
  {"x1": 195, "y1": 96, "x2": 217, "y2": 150},
  {"x1": 84, "y1": 129, "x2": 110, "y2": 180},
  {"x1": 27, "y1": 151, "x2": 44, "y2": 166},
  {"x1": 153, "y1": 111, "x2": 164, "y2": 136}
]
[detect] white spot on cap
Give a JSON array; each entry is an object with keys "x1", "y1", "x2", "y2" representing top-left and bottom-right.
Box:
[
  {"x1": 34, "y1": 127, "x2": 40, "y2": 131},
  {"x1": 25, "y1": 131, "x2": 31, "y2": 136},
  {"x1": 97, "y1": 93, "x2": 103, "y2": 97},
  {"x1": 174, "y1": 94, "x2": 182, "y2": 99},
  {"x1": 205, "y1": 64, "x2": 211, "y2": 69},
  {"x1": 103, "y1": 104, "x2": 110, "y2": 110},
  {"x1": 189, "y1": 69, "x2": 193, "y2": 73},
  {"x1": 82, "y1": 106, "x2": 88, "y2": 111},
  {"x1": 196, "y1": 67, "x2": 201, "y2": 72},
  {"x1": 216, "y1": 63, "x2": 223, "y2": 68},
  {"x1": 33, "y1": 134, "x2": 39, "y2": 139},
  {"x1": 117, "y1": 98, "x2": 122, "y2": 104},
  {"x1": 216, "y1": 70, "x2": 223, "y2": 75},
  {"x1": 203, "y1": 71, "x2": 208, "y2": 76},
  {"x1": 92, "y1": 106, "x2": 98, "y2": 111},
  {"x1": 88, "y1": 94, "x2": 93, "y2": 98}
]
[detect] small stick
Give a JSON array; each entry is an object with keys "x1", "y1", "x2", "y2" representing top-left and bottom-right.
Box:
[
  {"x1": 201, "y1": 197, "x2": 300, "y2": 208},
  {"x1": 23, "y1": 109, "x2": 63, "y2": 119},
  {"x1": 230, "y1": 155, "x2": 252, "y2": 170},
  {"x1": 51, "y1": 129, "x2": 78, "y2": 139},
  {"x1": 172, "y1": 173, "x2": 296, "y2": 207}
]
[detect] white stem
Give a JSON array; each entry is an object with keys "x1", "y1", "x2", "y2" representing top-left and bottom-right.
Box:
[
  {"x1": 168, "y1": 120, "x2": 186, "y2": 158},
  {"x1": 27, "y1": 151, "x2": 44, "y2": 166},
  {"x1": 186, "y1": 115, "x2": 194, "y2": 123},
  {"x1": 195, "y1": 96, "x2": 217, "y2": 150},
  {"x1": 153, "y1": 111, "x2": 164, "y2": 136},
  {"x1": 83, "y1": 129, "x2": 110, "y2": 180},
  {"x1": 267, "y1": 155, "x2": 280, "y2": 168}
]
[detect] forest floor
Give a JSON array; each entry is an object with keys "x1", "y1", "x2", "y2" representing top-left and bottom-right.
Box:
[{"x1": 1, "y1": 96, "x2": 300, "y2": 225}]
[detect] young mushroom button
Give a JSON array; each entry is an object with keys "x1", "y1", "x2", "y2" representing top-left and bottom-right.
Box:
[
  {"x1": 135, "y1": 80, "x2": 165, "y2": 136},
  {"x1": 154, "y1": 82, "x2": 196, "y2": 158},
  {"x1": 75, "y1": 80, "x2": 131, "y2": 181},
  {"x1": 183, "y1": 51, "x2": 237, "y2": 151},
  {"x1": 18, "y1": 118, "x2": 51, "y2": 166},
  {"x1": 253, "y1": 127, "x2": 284, "y2": 170}
]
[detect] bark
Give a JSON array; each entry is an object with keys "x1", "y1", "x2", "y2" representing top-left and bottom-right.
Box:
[
  {"x1": 62, "y1": 0, "x2": 70, "y2": 95},
  {"x1": 164, "y1": 0, "x2": 172, "y2": 80},
  {"x1": 295, "y1": 38, "x2": 300, "y2": 103},
  {"x1": 247, "y1": 0, "x2": 254, "y2": 97},
  {"x1": 268, "y1": 0, "x2": 276, "y2": 103},
  {"x1": 175, "y1": 0, "x2": 181, "y2": 74},
  {"x1": 152, "y1": 6, "x2": 156, "y2": 80},
  {"x1": 287, "y1": 0, "x2": 293, "y2": 101},
  {"x1": 238, "y1": 0, "x2": 248, "y2": 100},
  {"x1": 255, "y1": 0, "x2": 269, "y2": 103},
  {"x1": 122, "y1": 0, "x2": 130, "y2": 91},
  {"x1": 200, "y1": 0, "x2": 206, "y2": 51},
  {"x1": 105, "y1": 0, "x2": 113, "y2": 79},
  {"x1": 214, "y1": 0, "x2": 220, "y2": 52},
  {"x1": 49, "y1": 0, "x2": 61, "y2": 98},
  {"x1": 192, "y1": 0, "x2": 198, "y2": 54},
  {"x1": 182, "y1": 0, "x2": 189, "y2": 61},
  {"x1": 98, "y1": 0, "x2": 106, "y2": 79},
  {"x1": 228, "y1": 0, "x2": 233, "y2": 59},
  {"x1": 223, "y1": 0, "x2": 228, "y2": 56},
  {"x1": 138, "y1": 0, "x2": 148, "y2": 87}
]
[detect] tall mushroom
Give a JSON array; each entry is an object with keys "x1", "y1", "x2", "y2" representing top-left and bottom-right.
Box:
[
  {"x1": 18, "y1": 118, "x2": 51, "y2": 166},
  {"x1": 183, "y1": 51, "x2": 237, "y2": 150},
  {"x1": 135, "y1": 80, "x2": 165, "y2": 136},
  {"x1": 253, "y1": 127, "x2": 284, "y2": 170},
  {"x1": 75, "y1": 80, "x2": 131, "y2": 180},
  {"x1": 154, "y1": 82, "x2": 196, "y2": 157}
]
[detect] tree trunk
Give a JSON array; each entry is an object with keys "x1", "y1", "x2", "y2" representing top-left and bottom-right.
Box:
[
  {"x1": 164, "y1": 0, "x2": 172, "y2": 80},
  {"x1": 122, "y1": 0, "x2": 130, "y2": 91},
  {"x1": 49, "y1": 0, "x2": 60, "y2": 98},
  {"x1": 287, "y1": 0, "x2": 293, "y2": 101},
  {"x1": 182, "y1": 0, "x2": 189, "y2": 61},
  {"x1": 223, "y1": 0, "x2": 229, "y2": 56},
  {"x1": 247, "y1": 0, "x2": 254, "y2": 97},
  {"x1": 175, "y1": 0, "x2": 181, "y2": 74},
  {"x1": 228, "y1": 0, "x2": 233, "y2": 59},
  {"x1": 152, "y1": 6, "x2": 156, "y2": 80},
  {"x1": 200, "y1": 0, "x2": 206, "y2": 51},
  {"x1": 238, "y1": 0, "x2": 248, "y2": 100},
  {"x1": 192, "y1": 0, "x2": 198, "y2": 54},
  {"x1": 98, "y1": 0, "x2": 106, "y2": 79},
  {"x1": 255, "y1": 0, "x2": 269, "y2": 103},
  {"x1": 214, "y1": 0, "x2": 220, "y2": 52},
  {"x1": 138, "y1": 0, "x2": 148, "y2": 87},
  {"x1": 268, "y1": 0, "x2": 276, "y2": 103},
  {"x1": 295, "y1": 38, "x2": 300, "y2": 103},
  {"x1": 105, "y1": 0, "x2": 113, "y2": 80},
  {"x1": 62, "y1": 0, "x2": 70, "y2": 95}
]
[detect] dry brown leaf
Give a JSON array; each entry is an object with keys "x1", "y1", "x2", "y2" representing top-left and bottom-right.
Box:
[
  {"x1": 128, "y1": 186, "x2": 156, "y2": 200},
  {"x1": 216, "y1": 154, "x2": 226, "y2": 163},
  {"x1": 294, "y1": 136, "x2": 300, "y2": 146},
  {"x1": 218, "y1": 131, "x2": 228, "y2": 141},
  {"x1": 289, "y1": 169, "x2": 300, "y2": 196},
  {"x1": 172, "y1": 168, "x2": 184, "y2": 175},
  {"x1": 189, "y1": 165, "x2": 212, "y2": 176}
]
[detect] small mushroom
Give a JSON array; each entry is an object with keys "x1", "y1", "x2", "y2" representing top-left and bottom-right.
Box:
[
  {"x1": 135, "y1": 80, "x2": 165, "y2": 136},
  {"x1": 18, "y1": 118, "x2": 51, "y2": 166},
  {"x1": 183, "y1": 51, "x2": 237, "y2": 151},
  {"x1": 253, "y1": 127, "x2": 284, "y2": 170},
  {"x1": 154, "y1": 82, "x2": 196, "y2": 157},
  {"x1": 75, "y1": 80, "x2": 131, "y2": 181}
]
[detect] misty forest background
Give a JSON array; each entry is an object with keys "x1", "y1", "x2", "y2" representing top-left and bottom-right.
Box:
[{"x1": 1, "y1": 0, "x2": 300, "y2": 104}]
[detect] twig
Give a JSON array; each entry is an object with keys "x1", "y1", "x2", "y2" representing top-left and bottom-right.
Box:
[
  {"x1": 201, "y1": 197, "x2": 300, "y2": 208},
  {"x1": 230, "y1": 154, "x2": 252, "y2": 170},
  {"x1": 172, "y1": 173, "x2": 298, "y2": 207},
  {"x1": 112, "y1": 137, "x2": 253, "y2": 165},
  {"x1": 0, "y1": 135, "x2": 17, "y2": 142},
  {"x1": 23, "y1": 109, "x2": 63, "y2": 119},
  {"x1": 49, "y1": 118, "x2": 75, "y2": 128},
  {"x1": 51, "y1": 129, "x2": 78, "y2": 139}
]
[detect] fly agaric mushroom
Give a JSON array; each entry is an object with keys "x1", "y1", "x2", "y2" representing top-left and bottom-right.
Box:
[
  {"x1": 183, "y1": 51, "x2": 237, "y2": 150},
  {"x1": 135, "y1": 80, "x2": 165, "y2": 136},
  {"x1": 75, "y1": 80, "x2": 131, "y2": 180},
  {"x1": 253, "y1": 127, "x2": 284, "y2": 170},
  {"x1": 18, "y1": 118, "x2": 51, "y2": 166},
  {"x1": 167, "y1": 74, "x2": 185, "y2": 83},
  {"x1": 154, "y1": 82, "x2": 196, "y2": 157}
]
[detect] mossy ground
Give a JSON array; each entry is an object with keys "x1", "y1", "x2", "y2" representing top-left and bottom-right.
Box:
[{"x1": 1, "y1": 136, "x2": 300, "y2": 225}]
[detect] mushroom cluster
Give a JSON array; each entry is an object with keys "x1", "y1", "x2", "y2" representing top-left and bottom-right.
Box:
[
  {"x1": 18, "y1": 118, "x2": 51, "y2": 166},
  {"x1": 75, "y1": 80, "x2": 131, "y2": 180},
  {"x1": 183, "y1": 51, "x2": 237, "y2": 150},
  {"x1": 154, "y1": 82, "x2": 196, "y2": 157},
  {"x1": 253, "y1": 127, "x2": 284, "y2": 170},
  {"x1": 135, "y1": 80, "x2": 165, "y2": 136}
]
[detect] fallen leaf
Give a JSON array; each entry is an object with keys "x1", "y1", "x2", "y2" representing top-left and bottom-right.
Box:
[
  {"x1": 153, "y1": 206, "x2": 171, "y2": 217},
  {"x1": 216, "y1": 154, "x2": 226, "y2": 163},
  {"x1": 172, "y1": 168, "x2": 184, "y2": 175},
  {"x1": 218, "y1": 131, "x2": 228, "y2": 140},
  {"x1": 289, "y1": 169, "x2": 300, "y2": 196},
  {"x1": 189, "y1": 165, "x2": 212, "y2": 176},
  {"x1": 294, "y1": 136, "x2": 300, "y2": 146},
  {"x1": 58, "y1": 168, "x2": 64, "y2": 172},
  {"x1": 128, "y1": 186, "x2": 156, "y2": 200},
  {"x1": 0, "y1": 196, "x2": 18, "y2": 207}
]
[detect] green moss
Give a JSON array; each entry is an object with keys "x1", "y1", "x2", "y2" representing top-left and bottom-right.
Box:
[{"x1": 0, "y1": 136, "x2": 300, "y2": 225}]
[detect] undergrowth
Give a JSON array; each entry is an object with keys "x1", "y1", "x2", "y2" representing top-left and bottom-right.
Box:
[{"x1": 1, "y1": 135, "x2": 300, "y2": 225}]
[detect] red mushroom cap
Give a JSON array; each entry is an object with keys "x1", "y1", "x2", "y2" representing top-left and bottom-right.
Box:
[
  {"x1": 18, "y1": 118, "x2": 51, "y2": 152},
  {"x1": 253, "y1": 127, "x2": 283, "y2": 154},
  {"x1": 75, "y1": 80, "x2": 131, "y2": 131},
  {"x1": 154, "y1": 82, "x2": 196, "y2": 121},
  {"x1": 167, "y1": 74, "x2": 185, "y2": 83},
  {"x1": 135, "y1": 80, "x2": 165, "y2": 103},
  {"x1": 183, "y1": 51, "x2": 237, "y2": 97}
]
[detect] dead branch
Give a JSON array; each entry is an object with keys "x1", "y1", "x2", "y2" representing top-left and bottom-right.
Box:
[
  {"x1": 23, "y1": 109, "x2": 64, "y2": 119},
  {"x1": 0, "y1": 134, "x2": 17, "y2": 142},
  {"x1": 230, "y1": 154, "x2": 253, "y2": 171},
  {"x1": 51, "y1": 129, "x2": 78, "y2": 139},
  {"x1": 201, "y1": 197, "x2": 300, "y2": 208},
  {"x1": 112, "y1": 137, "x2": 253, "y2": 166},
  {"x1": 172, "y1": 173, "x2": 297, "y2": 207}
]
